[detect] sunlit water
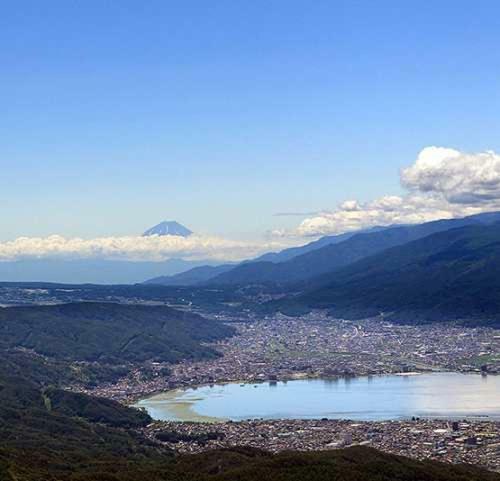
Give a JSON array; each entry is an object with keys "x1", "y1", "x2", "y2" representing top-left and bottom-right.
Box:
[{"x1": 136, "y1": 373, "x2": 500, "y2": 422}]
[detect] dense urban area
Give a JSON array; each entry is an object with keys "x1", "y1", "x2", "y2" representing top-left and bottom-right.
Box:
[
  {"x1": 71, "y1": 311, "x2": 500, "y2": 473},
  {"x1": 86, "y1": 312, "x2": 500, "y2": 402},
  {"x1": 145, "y1": 418, "x2": 500, "y2": 473},
  {"x1": 1, "y1": 286, "x2": 499, "y2": 474}
]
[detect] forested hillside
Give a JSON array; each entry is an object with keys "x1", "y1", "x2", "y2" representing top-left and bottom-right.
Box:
[
  {"x1": 0, "y1": 364, "x2": 498, "y2": 481},
  {"x1": 297, "y1": 223, "x2": 500, "y2": 325},
  {"x1": 0, "y1": 302, "x2": 234, "y2": 363}
]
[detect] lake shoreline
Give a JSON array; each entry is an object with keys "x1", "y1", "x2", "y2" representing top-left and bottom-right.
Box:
[
  {"x1": 134, "y1": 372, "x2": 500, "y2": 423},
  {"x1": 126, "y1": 369, "x2": 447, "y2": 406}
]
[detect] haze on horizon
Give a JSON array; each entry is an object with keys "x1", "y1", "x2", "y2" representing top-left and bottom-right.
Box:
[{"x1": 3, "y1": 1, "x2": 500, "y2": 263}]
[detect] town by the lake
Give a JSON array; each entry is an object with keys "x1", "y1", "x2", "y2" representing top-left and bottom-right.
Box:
[{"x1": 70, "y1": 311, "x2": 500, "y2": 473}]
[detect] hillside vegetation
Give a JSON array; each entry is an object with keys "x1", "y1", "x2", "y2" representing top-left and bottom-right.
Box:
[
  {"x1": 0, "y1": 302, "x2": 234, "y2": 363},
  {"x1": 0, "y1": 362, "x2": 172, "y2": 481},
  {"x1": 298, "y1": 223, "x2": 500, "y2": 325},
  {"x1": 1, "y1": 365, "x2": 498, "y2": 481},
  {"x1": 0, "y1": 299, "x2": 499, "y2": 480}
]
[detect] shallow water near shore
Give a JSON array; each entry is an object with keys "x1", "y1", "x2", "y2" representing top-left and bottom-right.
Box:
[{"x1": 135, "y1": 373, "x2": 500, "y2": 422}]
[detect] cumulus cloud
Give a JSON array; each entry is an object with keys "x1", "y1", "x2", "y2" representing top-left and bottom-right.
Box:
[
  {"x1": 401, "y1": 146, "x2": 500, "y2": 204},
  {"x1": 291, "y1": 146, "x2": 500, "y2": 237},
  {"x1": 0, "y1": 234, "x2": 290, "y2": 263},
  {"x1": 6, "y1": 146, "x2": 500, "y2": 259}
]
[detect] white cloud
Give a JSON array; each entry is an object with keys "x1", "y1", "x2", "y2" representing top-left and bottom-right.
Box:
[
  {"x1": 292, "y1": 146, "x2": 500, "y2": 237},
  {"x1": 5, "y1": 146, "x2": 500, "y2": 259},
  {"x1": 401, "y1": 146, "x2": 500, "y2": 204},
  {"x1": 0, "y1": 234, "x2": 291, "y2": 263}
]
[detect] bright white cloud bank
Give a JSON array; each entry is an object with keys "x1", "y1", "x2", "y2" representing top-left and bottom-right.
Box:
[
  {"x1": 293, "y1": 146, "x2": 500, "y2": 237},
  {"x1": 3, "y1": 146, "x2": 500, "y2": 261},
  {"x1": 0, "y1": 234, "x2": 289, "y2": 263}
]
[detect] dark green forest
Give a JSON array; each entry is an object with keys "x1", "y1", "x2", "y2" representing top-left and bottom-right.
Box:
[
  {"x1": 0, "y1": 302, "x2": 234, "y2": 363},
  {"x1": 297, "y1": 224, "x2": 500, "y2": 326}
]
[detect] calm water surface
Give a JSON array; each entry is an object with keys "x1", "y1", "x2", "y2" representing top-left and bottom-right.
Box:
[{"x1": 136, "y1": 373, "x2": 500, "y2": 422}]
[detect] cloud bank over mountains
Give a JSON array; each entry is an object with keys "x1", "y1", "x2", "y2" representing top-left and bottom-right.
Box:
[
  {"x1": 0, "y1": 234, "x2": 288, "y2": 263},
  {"x1": 2, "y1": 146, "x2": 500, "y2": 261},
  {"x1": 292, "y1": 146, "x2": 500, "y2": 237}
]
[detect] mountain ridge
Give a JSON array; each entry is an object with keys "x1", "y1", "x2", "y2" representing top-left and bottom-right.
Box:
[
  {"x1": 287, "y1": 222, "x2": 500, "y2": 325},
  {"x1": 208, "y1": 212, "x2": 500, "y2": 286},
  {"x1": 142, "y1": 226, "x2": 392, "y2": 286}
]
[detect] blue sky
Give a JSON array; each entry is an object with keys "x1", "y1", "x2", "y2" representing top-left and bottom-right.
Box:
[{"x1": 2, "y1": 1, "x2": 500, "y2": 246}]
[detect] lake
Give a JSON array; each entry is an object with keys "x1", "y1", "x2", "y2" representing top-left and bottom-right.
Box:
[{"x1": 135, "y1": 373, "x2": 500, "y2": 422}]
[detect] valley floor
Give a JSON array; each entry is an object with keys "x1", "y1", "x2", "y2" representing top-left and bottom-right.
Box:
[
  {"x1": 74, "y1": 312, "x2": 500, "y2": 474},
  {"x1": 83, "y1": 312, "x2": 500, "y2": 403}
]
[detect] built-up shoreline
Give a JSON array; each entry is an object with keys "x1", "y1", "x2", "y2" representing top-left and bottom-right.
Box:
[
  {"x1": 74, "y1": 314, "x2": 500, "y2": 472},
  {"x1": 83, "y1": 314, "x2": 500, "y2": 404},
  {"x1": 142, "y1": 418, "x2": 500, "y2": 473}
]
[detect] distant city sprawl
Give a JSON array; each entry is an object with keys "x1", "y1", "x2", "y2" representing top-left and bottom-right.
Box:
[{"x1": 83, "y1": 313, "x2": 500, "y2": 403}]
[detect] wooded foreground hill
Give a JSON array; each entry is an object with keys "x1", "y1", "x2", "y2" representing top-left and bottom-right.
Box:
[
  {"x1": 0, "y1": 302, "x2": 234, "y2": 363},
  {"x1": 1, "y1": 360, "x2": 498, "y2": 481}
]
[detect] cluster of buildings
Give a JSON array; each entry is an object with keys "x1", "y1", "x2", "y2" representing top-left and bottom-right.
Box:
[
  {"x1": 3, "y1": 287, "x2": 498, "y2": 472},
  {"x1": 84, "y1": 313, "x2": 499, "y2": 402},
  {"x1": 145, "y1": 418, "x2": 500, "y2": 473},
  {"x1": 163, "y1": 314, "x2": 500, "y2": 390},
  {"x1": 68, "y1": 311, "x2": 499, "y2": 473}
]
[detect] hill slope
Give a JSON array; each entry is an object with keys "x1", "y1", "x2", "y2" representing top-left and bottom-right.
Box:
[
  {"x1": 253, "y1": 226, "x2": 389, "y2": 263},
  {"x1": 298, "y1": 223, "x2": 500, "y2": 324},
  {"x1": 0, "y1": 362, "x2": 171, "y2": 481},
  {"x1": 174, "y1": 446, "x2": 500, "y2": 481},
  {"x1": 0, "y1": 302, "x2": 234, "y2": 363},
  {"x1": 145, "y1": 264, "x2": 234, "y2": 286},
  {"x1": 0, "y1": 321, "x2": 498, "y2": 480}
]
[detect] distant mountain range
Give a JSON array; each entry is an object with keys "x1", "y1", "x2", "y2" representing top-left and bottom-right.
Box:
[
  {"x1": 6, "y1": 213, "x2": 500, "y2": 309},
  {"x1": 142, "y1": 211, "x2": 500, "y2": 325},
  {"x1": 143, "y1": 226, "x2": 393, "y2": 286},
  {"x1": 252, "y1": 225, "x2": 390, "y2": 263},
  {"x1": 148, "y1": 212, "x2": 500, "y2": 287},
  {"x1": 144, "y1": 264, "x2": 235, "y2": 286},
  {"x1": 293, "y1": 221, "x2": 500, "y2": 325}
]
